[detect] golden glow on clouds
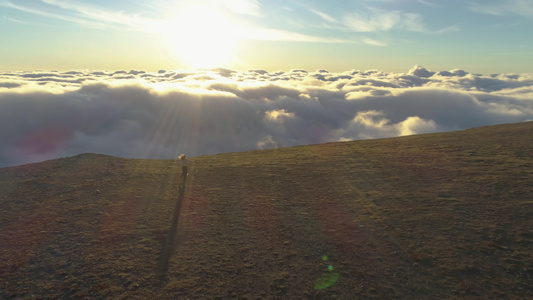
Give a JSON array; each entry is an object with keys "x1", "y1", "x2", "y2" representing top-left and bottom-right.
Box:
[
  {"x1": 2, "y1": 68, "x2": 533, "y2": 168},
  {"x1": 266, "y1": 109, "x2": 295, "y2": 123}
]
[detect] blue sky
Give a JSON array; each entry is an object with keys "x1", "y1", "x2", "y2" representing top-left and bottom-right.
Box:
[{"x1": 1, "y1": 0, "x2": 532, "y2": 73}]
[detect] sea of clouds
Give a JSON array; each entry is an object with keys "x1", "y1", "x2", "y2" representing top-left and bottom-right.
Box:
[{"x1": 1, "y1": 65, "x2": 532, "y2": 167}]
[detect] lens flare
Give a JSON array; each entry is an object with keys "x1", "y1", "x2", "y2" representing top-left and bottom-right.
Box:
[
  {"x1": 314, "y1": 270, "x2": 340, "y2": 290},
  {"x1": 314, "y1": 255, "x2": 340, "y2": 289}
]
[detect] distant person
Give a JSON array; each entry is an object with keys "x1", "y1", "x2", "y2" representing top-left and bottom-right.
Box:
[{"x1": 179, "y1": 154, "x2": 192, "y2": 178}]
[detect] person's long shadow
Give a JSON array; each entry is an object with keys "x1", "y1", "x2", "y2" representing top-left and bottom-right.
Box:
[{"x1": 157, "y1": 173, "x2": 187, "y2": 282}]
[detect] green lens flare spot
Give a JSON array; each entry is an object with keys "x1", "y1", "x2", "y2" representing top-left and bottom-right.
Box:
[
  {"x1": 328, "y1": 265, "x2": 333, "y2": 271},
  {"x1": 321, "y1": 255, "x2": 329, "y2": 261},
  {"x1": 314, "y1": 270, "x2": 340, "y2": 290}
]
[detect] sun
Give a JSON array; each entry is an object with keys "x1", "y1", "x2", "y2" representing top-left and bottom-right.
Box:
[{"x1": 162, "y1": 5, "x2": 242, "y2": 69}]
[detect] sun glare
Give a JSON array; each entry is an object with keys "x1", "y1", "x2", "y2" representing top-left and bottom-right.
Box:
[{"x1": 162, "y1": 5, "x2": 242, "y2": 69}]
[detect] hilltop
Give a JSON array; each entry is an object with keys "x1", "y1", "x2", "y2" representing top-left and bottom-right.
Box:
[{"x1": 1, "y1": 122, "x2": 532, "y2": 299}]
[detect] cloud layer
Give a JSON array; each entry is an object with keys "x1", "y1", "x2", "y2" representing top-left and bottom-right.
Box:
[{"x1": 1, "y1": 66, "x2": 532, "y2": 167}]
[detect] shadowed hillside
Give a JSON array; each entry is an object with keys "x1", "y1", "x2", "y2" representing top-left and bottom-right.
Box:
[{"x1": 1, "y1": 122, "x2": 532, "y2": 299}]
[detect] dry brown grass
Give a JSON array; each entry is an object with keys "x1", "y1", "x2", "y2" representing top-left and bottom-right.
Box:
[{"x1": 1, "y1": 122, "x2": 532, "y2": 299}]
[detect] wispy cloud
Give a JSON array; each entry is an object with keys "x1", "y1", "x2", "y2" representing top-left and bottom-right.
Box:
[
  {"x1": 1, "y1": 1, "x2": 86, "y2": 24},
  {"x1": 342, "y1": 8, "x2": 426, "y2": 32},
  {"x1": 239, "y1": 26, "x2": 352, "y2": 43},
  {"x1": 308, "y1": 8, "x2": 338, "y2": 23},
  {"x1": 433, "y1": 23, "x2": 461, "y2": 34},
  {"x1": 1, "y1": 0, "x2": 155, "y2": 31},
  {"x1": 417, "y1": 0, "x2": 443, "y2": 7},
  {"x1": 363, "y1": 37, "x2": 388, "y2": 46},
  {"x1": 1, "y1": 0, "x2": 462, "y2": 46},
  {"x1": 41, "y1": 0, "x2": 156, "y2": 30},
  {"x1": 2, "y1": 15, "x2": 44, "y2": 26},
  {"x1": 1, "y1": 0, "x2": 347, "y2": 43},
  {"x1": 470, "y1": 0, "x2": 533, "y2": 17},
  {"x1": 222, "y1": 0, "x2": 262, "y2": 17}
]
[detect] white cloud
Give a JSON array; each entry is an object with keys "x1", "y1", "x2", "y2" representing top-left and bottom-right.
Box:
[
  {"x1": 470, "y1": 0, "x2": 533, "y2": 17},
  {"x1": 223, "y1": 0, "x2": 262, "y2": 17},
  {"x1": 363, "y1": 37, "x2": 388, "y2": 46},
  {"x1": 342, "y1": 8, "x2": 426, "y2": 32},
  {"x1": 409, "y1": 65, "x2": 435, "y2": 78},
  {"x1": 1, "y1": 0, "x2": 150, "y2": 31},
  {"x1": 417, "y1": 0, "x2": 442, "y2": 7},
  {"x1": 1, "y1": 66, "x2": 532, "y2": 167},
  {"x1": 433, "y1": 23, "x2": 461, "y2": 34},
  {"x1": 398, "y1": 116, "x2": 438, "y2": 136},
  {"x1": 308, "y1": 8, "x2": 338, "y2": 23},
  {"x1": 353, "y1": 110, "x2": 390, "y2": 128},
  {"x1": 334, "y1": 111, "x2": 438, "y2": 140},
  {"x1": 241, "y1": 27, "x2": 349, "y2": 43},
  {"x1": 265, "y1": 109, "x2": 295, "y2": 123}
]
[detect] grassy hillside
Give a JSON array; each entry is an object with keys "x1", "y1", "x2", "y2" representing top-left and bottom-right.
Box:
[{"x1": 1, "y1": 122, "x2": 532, "y2": 299}]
